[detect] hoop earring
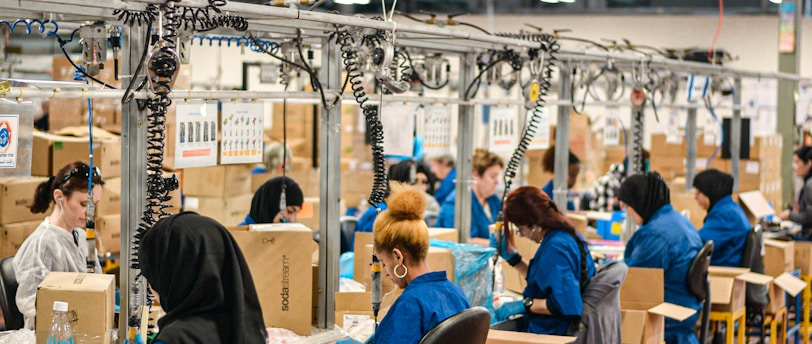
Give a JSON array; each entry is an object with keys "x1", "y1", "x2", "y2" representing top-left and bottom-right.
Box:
[{"x1": 394, "y1": 264, "x2": 408, "y2": 279}]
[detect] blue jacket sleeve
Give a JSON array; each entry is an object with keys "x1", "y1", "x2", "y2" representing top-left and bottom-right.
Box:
[
  {"x1": 624, "y1": 230, "x2": 668, "y2": 269},
  {"x1": 435, "y1": 197, "x2": 455, "y2": 229},
  {"x1": 528, "y1": 242, "x2": 584, "y2": 316},
  {"x1": 375, "y1": 298, "x2": 424, "y2": 344}
]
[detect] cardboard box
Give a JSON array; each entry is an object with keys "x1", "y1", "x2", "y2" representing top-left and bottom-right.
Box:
[
  {"x1": 297, "y1": 197, "x2": 320, "y2": 231},
  {"x1": 36, "y1": 272, "x2": 115, "y2": 344},
  {"x1": 0, "y1": 177, "x2": 49, "y2": 224},
  {"x1": 184, "y1": 194, "x2": 252, "y2": 226},
  {"x1": 486, "y1": 329, "x2": 576, "y2": 344},
  {"x1": 502, "y1": 235, "x2": 540, "y2": 294},
  {"x1": 765, "y1": 272, "x2": 807, "y2": 314},
  {"x1": 428, "y1": 227, "x2": 459, "y2": 243},
  {"x1": 566, "y1": 213, "x2": 588, "y2": 237},
  {"x1": 32, "y1": 132, "x2": 53, "y2": 176},
  {"x1": 0, "y1": 220, "x2": 41, "y2": 257},
  {"x1": 341, "y1": 169, "x2": 375, "y2": 208},
  {"x1": 97, "y1": 177, "x2": 121, "y2": 216},
  {"x1": 764, "y1": 239, "x2": 794, "y2": 277},
  {"x1": 427, "y1": 247, "x2": 455, "y2": 282},
  {"x1": 51, "y1": 137, "x2": 121, "y2": 179},
  {"x1": 794, "y1": 241, "x2": 812, "y2": 275},
  {"x1": 333, "y1": 290, "x2": 400, "y2": 329},
  {"x1": 182, "y1": 164, "x2": 254, "y2": 198},
  {"x1": 708, "y1": 266, "x2": 772, "y2": 313},
  {"x1": 229, "y1": 223, "x2": 316, "y2": 335},
  {"x1": 738, "y1": 191, "x2": 775, "y2": 225},
  {"x1": 95, "y1": 214, "x2": 121, "y2": 255},
  {"x1": 620, "y1": 268, "x2": 698, "y2": 344}
]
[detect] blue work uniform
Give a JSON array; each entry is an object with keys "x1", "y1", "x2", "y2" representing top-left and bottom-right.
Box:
[
  {"x1": 375, "y1": 271, "x2": 470, "y2": 344},
  {"x1": 542, "y1": 180, "x2": 575, "y2": 211},
  {"x1": 238, "y1": 214, "x2": 257, "y2": 226},
  {"x1": 434, "y1": 167, "x2": 456, "y2": 204},
  {"x1": 524, "y1": 229, "x2": 596, "y2": 335},
  {"x1": 625, "y1": 205, "x2": 703, "y2": 344},
  {"x1": 353, "y1": 203, "x2": 387, "y2": 250},
  {"x1": 699, "y1": 195, "x2": 750, "y2": 267},
  {"x1": 435, "y1": 191, "x2": 501, "y2": 240}
]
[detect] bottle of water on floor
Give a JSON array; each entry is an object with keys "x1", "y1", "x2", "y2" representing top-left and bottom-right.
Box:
[{"x1": 46, "y1": 301, "x2": 74, "y2": 344}]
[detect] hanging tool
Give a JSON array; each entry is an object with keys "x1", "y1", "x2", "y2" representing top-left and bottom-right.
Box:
[{"x1": 79, "y1": 22, "x2": 109, "y2": 76}]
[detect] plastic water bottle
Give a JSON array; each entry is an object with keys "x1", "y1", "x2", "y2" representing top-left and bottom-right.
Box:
[{"x1": 46, "y1": 301, "x2": 75, "y2": 344}]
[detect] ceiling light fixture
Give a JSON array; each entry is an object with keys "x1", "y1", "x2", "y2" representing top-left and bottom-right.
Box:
[{"x1": 334, "y1": 0, "x2": 370, "y2": 4}]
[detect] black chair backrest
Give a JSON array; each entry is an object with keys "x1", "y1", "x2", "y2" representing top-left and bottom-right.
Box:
[
  {"x1": 0, "y1": 256, "x2": 24, "y2": 330},
  {"x1": 741, "y1": 225, "x2": 770, "y2": 308},
  {"x1": 419, "y1": 306, "x2": 491, "y2": 344},
  {"x1": 687, "y1": 241, "x2": 714, "y2": 300},
  {"x1": 339, "y1": 216, "x2": 358, "y2": 254}
]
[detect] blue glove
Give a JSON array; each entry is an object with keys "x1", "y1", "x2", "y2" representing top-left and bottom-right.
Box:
[
  {"x1": 489, "y1": 232, "x2": 520, "y2": 264},
  {"x1": 495, "y1": 300, "x2": 525, "y2": 322}
]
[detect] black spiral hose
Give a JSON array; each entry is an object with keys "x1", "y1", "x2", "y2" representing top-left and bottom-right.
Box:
[
  {"x1": 335, "y1": 28, "x2": 388, "y2": 208},
  {"x1": 496, "y1": 33, "x2": 559, "y2": 204},
  {"x1": 630, "y1": 105, "x2": 645, "y2": 176}
]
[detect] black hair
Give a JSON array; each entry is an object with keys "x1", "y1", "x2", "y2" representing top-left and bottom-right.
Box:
[
  {"x1": 30, "y1": 161, "x2": 105, "y2": 214},
  {"x1": 796, "y1": 146, "x2": 812, "y2": 181},
  {"x1": 542, "y1": 145, "x2": 581, "y2": 173},
  {"x1": 388, "y1": 159, "x2": 437, "y2": 195}
]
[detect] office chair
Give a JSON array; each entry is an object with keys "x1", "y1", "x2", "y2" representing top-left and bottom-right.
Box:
[
  {"x1": 340, "y1": 216, "x2": 358, "y2": 254},
  {"x1": 0, "y1": 256, "x2": 24, "y2": 330},
  {"x1": 419, "y1": 306, "x2": 491, "y2": 344},
  {"x1": 687, "y1": 241, "x2": 714, "y2": 344}
]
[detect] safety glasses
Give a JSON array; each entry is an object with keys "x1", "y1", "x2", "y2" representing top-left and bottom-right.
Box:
[{"x1": 57, "y1": 165, "x2": 102, "y2": 188}]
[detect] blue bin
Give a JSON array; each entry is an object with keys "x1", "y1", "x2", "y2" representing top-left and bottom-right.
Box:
[{"x1": 597, "y1": 211, "x2": 625, "y2": 241}]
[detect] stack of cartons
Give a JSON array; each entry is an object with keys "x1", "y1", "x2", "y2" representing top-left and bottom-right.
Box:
[
  {"x1": 182, "y1": 164, "x2": 254, "y2": 226},
  {"x1": 620, "y1": 267, "x2": 697, "y2": 344},
  {"x1": 32, "y1": 131, "x2": 121, "y2": 179},
  {"x1": 0, "y1": 177, "x2": 48, "y2": 257}
]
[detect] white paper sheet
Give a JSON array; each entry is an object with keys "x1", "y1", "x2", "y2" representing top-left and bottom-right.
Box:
[
  {"x1": 604, "y1": 106, "x2": 621, "y2": 146},
  {"x1": 488, "y1": 106, "x2": 518, "y2": 153},
  {"x1": 174, "y1": 103, "x2": 219, "y2": 168},
  {"x1": 527, "y1": 107, "x2": 551, "y2": 151},
  {"x1": 0, "y1": 115, "x2": 19, "y2": 168},
  {"x1": 422, "y1": 104, "x2": 452, "y2": 157},
  {"x1": 381, "y1": 103, "x2": 416, "y2": 157},
  {"x1": 220, "y1": 102, "x2": 265, "y2": 164}
]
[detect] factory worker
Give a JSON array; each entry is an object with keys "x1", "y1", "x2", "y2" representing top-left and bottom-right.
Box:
[
  {"x1": 428, "y1": 153, "x2": 456, "y2": 204},
  {"x1": 15, "y1": 161, "x2": 104, "y2": 329},
  {"x1": 693, "y1": 169, "x2": 749, "y2": 267},
  {"x1": 540, "y1": 146, "x2": 580, "y2": 211},
  {"x1": 373, "y1": 183, "x2": 470, "y2": 344},
  {"x1": 618, "y1": 172, "x2": 702, "y2": 344},
  {"x1": 436, "y1": 148, "x2": 503, "y2": 246},
  {"x1": 780, "y1": 146, "x2": 812, "y2": 240},
  {"x1": 240, "y1": 176, "x2": 304, "y2": 225},
  {"x1": 139, "y1": 212, "x2": 267, "y2": 343},
  {"x1": 495, "y1": 186, "x2": 595, "y2": 335}
]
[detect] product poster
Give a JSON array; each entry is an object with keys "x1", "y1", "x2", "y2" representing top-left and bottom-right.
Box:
[
  {"x1": 174, "y1": 103, "x2": 219, "y2": 168},
  {"x1": 488, "y1": 106, "x2": 517, "y2": 153},
  {"x1": 423, "y1": 104, "x2": 452, "y2": 156},
  {"x1": 381, "y1": 102, "x2": 416, "y2": 157},
  {"x1": 666, "y1": 108, "x2": 682, "y2": 144},
  {"x1": 603, "y1": 106, "x2": 621, "y2": 146},
  {"x1": 0, "y1": 115, "x2": 19, "y2": 168},
  {"x1": 220, "y1": 102, "x2": 264, "y2": 164},
  {"x1": 526, "y1": 107, "x2": 551, "y2": 151}
]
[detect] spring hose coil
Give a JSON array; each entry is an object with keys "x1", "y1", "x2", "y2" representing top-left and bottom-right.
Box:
[
  {"x1": 336, "y1": 28, "x2": 388, "y2": 206},
  {"x1": 180, "y1": 6, "x2": 248, "y2": 32},
  {"x1": 630, "y1": 109, "x2": 644, "y2": 176},
  {"x1": 497, "y1": 33, "x2": 559, "y2": 202}
]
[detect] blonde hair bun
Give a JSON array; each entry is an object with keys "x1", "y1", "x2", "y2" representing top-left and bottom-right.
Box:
[{"x1": 386, "y1": 182, "x2": 426, "y2": 221}]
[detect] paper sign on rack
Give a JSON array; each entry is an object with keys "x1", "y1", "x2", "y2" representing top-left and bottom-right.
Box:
[
  {"x1": 174, "y1": 103, "x2": 218, "y2": 168},
  {"x1": 488, "y1": 106, "x2": 517, "y2": 153},
  {"x1": 526, "y1": 108, "x2": 551, "y2": 151},
  {"x1": 0, "y1": 115, "x2": 19, "y2": 168},
  {"x1": 381, "y1": 103, "x2": 416, "y2": 157},
  {"x1": 603, "y1": 106, "x2": 621, "y2": 146},
  {"x1": 220, "y1": 102, "x2": 264, "y2": 164},
  {"x1": 423, "y1": 104, "x2": 452, "y2": 157}
]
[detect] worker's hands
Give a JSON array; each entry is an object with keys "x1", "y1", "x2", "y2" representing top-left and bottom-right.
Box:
[{"x1": 495, "y1": 300, "x2": 525, "y2": 322}]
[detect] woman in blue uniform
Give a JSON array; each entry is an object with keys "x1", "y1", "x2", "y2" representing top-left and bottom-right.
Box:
[
  {"x1": 780, "y1": 146, "x2": 812, "y2": 239},
  {"x1": 436, "y1": 148, "x2": 503, "y2": 246},
  {"x1": 428, "y1": 154, "x2": 456, "y2": 204},
  {"x1": 496, "y1": 186, "x2": 595, "y2": 335},
  {"x1": 618, "y1": 172, "x2": 703, "y2": 344},
  {"x1": 240, "y1": 176, "x2": 303, "y2": 225},
  {"x1": 693, "y1": 169, "x2": 749, "y2": 267},
  {"x1": 373, "y1": 183, "x2": 470, "y2": 344},
  {"x1": 540, "y1": 146, "x2": 580, "y2": 211}
]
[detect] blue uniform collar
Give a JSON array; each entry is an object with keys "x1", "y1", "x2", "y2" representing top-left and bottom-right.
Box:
[
  {"x1": 708, "y1": 195, "x2": 734, "y2": 213},
  {"x1": 643, "y1": 204, "x2": 673, "y2": 225}
]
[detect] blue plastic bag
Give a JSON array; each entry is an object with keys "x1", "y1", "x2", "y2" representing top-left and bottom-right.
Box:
[{"x1": 429, "y1": 239, "x2": 496, "y2": 319}]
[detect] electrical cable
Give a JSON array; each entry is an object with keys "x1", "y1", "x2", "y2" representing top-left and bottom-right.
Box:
[
  {"x1": 708, "y1": 0, "x2": 724, "y2": 63},
  {"x1": 0, "y1": 19, "x2": 59, "y2": 35},
  {"x1": 59, "y1": 46, "x2": 117, "y2": 89},
  {"x1": 122, "y1": 23, "x2": 153, "y2": 106},
  {"x1": 400, "y1": 49, "x2": 448, "y2": 90}
]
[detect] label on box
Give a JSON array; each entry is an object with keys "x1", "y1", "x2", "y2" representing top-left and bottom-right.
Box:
[
  {"x1": 175, "y1": 103, "x2": 218, "y2": 168},
  {"x1": 220, "y1": 102, "x2": 264, "y2": 164},
  {"x1": 745, "y1": 161, "x2": 760, "y2": 174},
  {"x1": 0, "y1": 115, "x2": 19, "y2": 168},
  {"x1": 343, "y1": 314, "x2": 371, "y2": 332},
  {"x1": 185, "y1": 196, "x2": 200, "y2": 209}
]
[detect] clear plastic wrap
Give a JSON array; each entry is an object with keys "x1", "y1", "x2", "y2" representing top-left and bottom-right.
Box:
[
  {"x1": 0, "y1": 329, "x2": 35, "y2": 344},
  {"x1": 429, "y1": 239, "x2": 496, "y2": 315}
]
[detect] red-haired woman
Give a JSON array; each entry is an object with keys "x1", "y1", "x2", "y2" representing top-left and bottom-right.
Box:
[{"x1": 495, "y1": 186, "x2": 595, "y2": 335}]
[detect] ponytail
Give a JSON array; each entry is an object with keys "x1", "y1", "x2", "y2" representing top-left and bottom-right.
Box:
[{"x1": 30, "y1": 177, "x2": 54, "y2": 214}]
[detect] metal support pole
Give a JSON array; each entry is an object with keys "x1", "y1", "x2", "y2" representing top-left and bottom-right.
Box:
[
  {"x1": 317, "y1": 36, "x2": 341, "y2": 329},
  {"x1": 554, "y1": 61, "x2": 572, "y2": 213},
  {"x1": 778, "y1": 0, "x2": 802, "y2": 204},
  {"x1": 685, "y1": 107, "x2": 698, "y2": 190},
  {"x1": 119, "y1": 24, "x2": 147, "y2": 344},
  {"x1": 730, "y1": 77, "x2": 743, "y2": 191},
  {"x1": 455, "y1": 53, "x2": 475, "y2": 243}
]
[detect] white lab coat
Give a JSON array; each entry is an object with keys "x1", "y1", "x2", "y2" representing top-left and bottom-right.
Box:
[{"x1": 13, "y1": 218, "x2": 101, "y2": 329}]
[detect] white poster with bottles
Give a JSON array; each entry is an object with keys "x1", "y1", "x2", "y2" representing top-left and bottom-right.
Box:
[
  {"x1": 174, "y1": 102, "x2": 219, "y2": 168},
  {"x1": 423, "y1": 104, "x2": 452, "y2": 156},
  {"x1": 221, "y1": 102, "x2": 264, "y2": 164},
  {"x1": 603, "y1": 106, "x2": 621, "y2": 146},
  {"x1": 526, "y1": 107, "x2": 551, "y2": 151},
  {"x1": 488, "y1": 106, "x2": 517, "y2": 153}
]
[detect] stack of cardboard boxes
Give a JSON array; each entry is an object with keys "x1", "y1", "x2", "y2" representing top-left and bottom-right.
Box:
[
  {"x1": 0, "y1": 177, "x2": 49, "y2": 257},
  {"x1": 182, "y1": 164, "x2": 254, "y2": 226}
]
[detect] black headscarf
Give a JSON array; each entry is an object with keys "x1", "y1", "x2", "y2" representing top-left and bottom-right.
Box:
[
  {"x1": 139, "y1": 212, "x2": 267, "y2": 344},
  {"x1": 249, "y1": 176, "x2": 304, "y2": 224},
  {"x1": 692, "y1": 169, "x2": 733, "y2": 211},
  {"x1": 617, "y1": 172, "x2": 671, "y2": 225}
]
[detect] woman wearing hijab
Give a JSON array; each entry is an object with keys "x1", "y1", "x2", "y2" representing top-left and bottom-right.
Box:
[
  {"x1": 494, "y1": 186, "x2": 595, "y2": 335},
  {"x1": 693, "y1": 169, "x2": 750, "y2": 267},
  {"x1": 780, "y1": 146, "x2": 812, "y2": 239},
  {"x1": 240, "y1": 176, "x2": 304, "y2": 225},
  {"x1": 618, "y1": 172, "x2": 703, "y2": 344},
  {"x1": 373, "y1": 183, "x2": 470, "y2": 344},
  {"x1": 139, "y1": 212, "x2": 267, "y2": 343}
]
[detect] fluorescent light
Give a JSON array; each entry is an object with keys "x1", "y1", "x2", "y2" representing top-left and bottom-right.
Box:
[
  {"x1": 540, "y1": 0, "x2": 559, "y2": 3},
  {"x1": 559, "y1": 0, "x2": 576, "y2": 2},
  {"x1": 334, "y1": 0, "x2": 370, "y2": 4},
  {"x1": 769, "y1": 0, "x2": 782, "y2": 3}
]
